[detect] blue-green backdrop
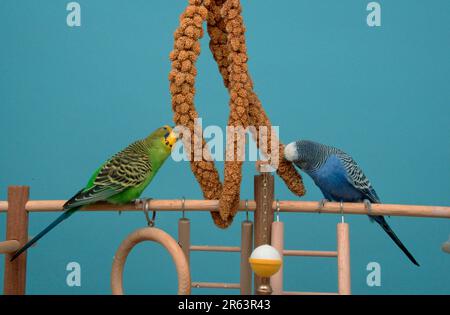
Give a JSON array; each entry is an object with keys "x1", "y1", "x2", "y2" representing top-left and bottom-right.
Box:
[{"x1": 1, "y1": 0, "x2": 449, "y2": 294}]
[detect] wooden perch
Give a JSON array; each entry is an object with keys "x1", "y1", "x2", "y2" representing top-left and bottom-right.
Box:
[{"x1": 0, "y1": 199, "x2": 449, "y2": 218}]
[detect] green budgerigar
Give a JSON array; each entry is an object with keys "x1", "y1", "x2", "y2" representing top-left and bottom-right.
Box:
[{"x1": 11, "y1": 125, "x2": 178, "y2": 261}]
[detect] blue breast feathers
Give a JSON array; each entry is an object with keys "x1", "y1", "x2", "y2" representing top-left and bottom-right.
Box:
[{"x1": 306, "y1": 154, "x2": 366, "y2": 202}]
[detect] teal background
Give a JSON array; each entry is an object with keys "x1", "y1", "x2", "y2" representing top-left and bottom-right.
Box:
[{"x1": 1, "y1": 0, "x2": 449, "y2": 294}]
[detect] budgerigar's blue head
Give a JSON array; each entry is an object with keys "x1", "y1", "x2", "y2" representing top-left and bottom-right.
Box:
[{"x1": 284, "y1": 140, "x2": 330, "y2": 171}]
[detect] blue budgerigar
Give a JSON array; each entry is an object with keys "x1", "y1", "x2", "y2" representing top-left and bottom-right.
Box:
[{"x1": 284, "y1": 140, "x2": 419, "y2": 266}]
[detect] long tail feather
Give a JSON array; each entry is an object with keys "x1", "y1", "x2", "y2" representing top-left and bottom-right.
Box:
[
  {"x1": 10, "y1": 207, "x2": 80, "y2": 261},
  {"x1": 371, "y1": 215, "x2": 420, "y2": 266}
]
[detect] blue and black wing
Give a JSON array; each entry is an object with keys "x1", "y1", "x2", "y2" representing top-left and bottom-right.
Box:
[{"x1": 337, "y1": 151, "x2": 380, "y2": 203}]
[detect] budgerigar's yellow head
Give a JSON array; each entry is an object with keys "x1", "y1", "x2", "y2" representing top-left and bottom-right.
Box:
[
  {"x1": 148, "y1": 125, "x2": 178, "y2": 151},
  {"x1": 162, "y1": 125, "x2": 178, "y2": 149}
]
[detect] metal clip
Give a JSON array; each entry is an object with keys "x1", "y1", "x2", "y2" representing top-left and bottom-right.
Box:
[
  {"x1": 140, "y1": 198, "x2": 156, "y2": 227},
  {"x1": 275, "y1": 199, "x2": 280, "y2": 222},
  {"x1": 181, "y1": 196, "x2": 186, "y2": 219}
]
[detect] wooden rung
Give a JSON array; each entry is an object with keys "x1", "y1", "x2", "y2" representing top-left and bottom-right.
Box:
[
  {"x1": 191, "y1": 282, "x2": 240, "y2": 289},
  {"x1": 284, "y1": 291, "x2": 339, "y2": 295},
  {"x1": 190, "y1": 245, "x2": 240, "y2": 252},
  {"x1": 283, "y1": 250, "x2": 337, "y2": 257},
  {"x1": 0, "y1": 240, "x2": 20, "y2": 254}
]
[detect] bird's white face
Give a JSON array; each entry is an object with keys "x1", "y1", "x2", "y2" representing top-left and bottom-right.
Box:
[
  {"x1": 284, "y1": 142, "x2": 299, "y2": 162},
  {"x1": 284, "y1": 141, "x2": 310, "y2": 170}
]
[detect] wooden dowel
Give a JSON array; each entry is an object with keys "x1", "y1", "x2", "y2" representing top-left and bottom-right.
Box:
[
  {"x1": 270, "y1": 221, "x2": 284, "y2": 295},
  {"x1": 0, "y1": 240, "x2": 20, "y2": 254},
  {"x1": 178, "y1": 218, "x2": 190, "y2": 265},
  {"x1": 190, "y1": 245, "x2": 240, "y2": 252},
  {"x1": 442, "y1": 240, "x2": 450, "y2": 254},
  {"x1": 0, "y1": 200, "x2": 257, "y2": 212},
  {"x1": 253, "y1": 173, "x2": 275, "y2": 294},
  {"x1": 4, "y1": 186, "x2": 29, "y2": 295},
  {"x1": 191, "y1": 282, "x2": 240, "y2": 289},
  {"x1": 0, "y1": 201, "x2": 7, "y2": 211},
  {"x1": 0, "y1": 238, "x2": 36, "y2": 254},
  {"x1": 337, "y1": 222, "x2": 351, "y2": 295},
  {"x1": 277, "y1": 201, "x2": 450, "y2": 218},
  {"x1": 283, "y1": 291, "x2": 339, "y2": 295},
  {"x1": 240, "y1": 220, "x2": 253, "y2": 295},
  {"x1": 0, "y1": 199, "x2": 448, "y2": 218},
  {"x1": 283, "y1": 250, "x2": 338, "y2": 257}
]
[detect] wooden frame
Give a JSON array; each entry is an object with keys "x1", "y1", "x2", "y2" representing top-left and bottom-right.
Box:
[{"x1": 1, "y1": 179, "x2": 449, "y2": 295}]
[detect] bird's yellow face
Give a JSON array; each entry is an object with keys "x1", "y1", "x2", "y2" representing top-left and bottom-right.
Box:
[{"x1": 161, "y1": 125, "x2": 178, "y2": 149}]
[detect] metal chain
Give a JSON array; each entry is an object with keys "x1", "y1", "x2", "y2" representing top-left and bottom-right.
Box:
[
  {"x1": 262, "y1": 173, "x2": 269, "y2": 244},
  {"x1": 245, "y1": 199, "x2": 249, "y2": 222}
]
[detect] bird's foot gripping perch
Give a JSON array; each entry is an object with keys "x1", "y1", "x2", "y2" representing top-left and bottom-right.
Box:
[
  {"x1": 364, "y1": 199, "x2": 373, "y2": 216},
  {"x1": 317, "y1": 199, "x2": 329, "y2": 214},
  {"x1": 135, "y1": 198, "x2": 156, "y2": 227}
]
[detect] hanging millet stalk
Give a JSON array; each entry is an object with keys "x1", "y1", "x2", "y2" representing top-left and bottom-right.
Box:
[{"x1": 169, "y1": 0, "x2": 305, "y2": 228}]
